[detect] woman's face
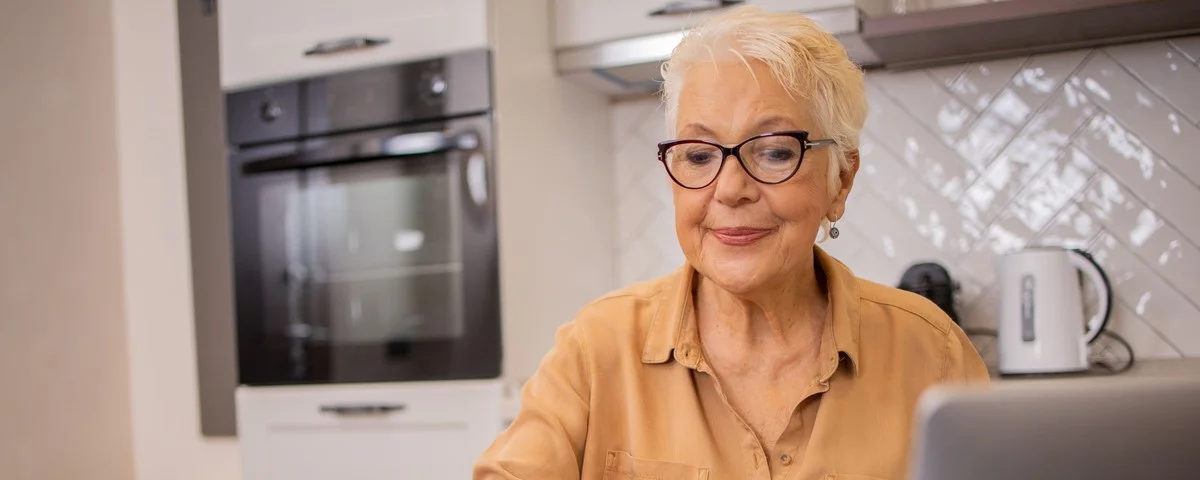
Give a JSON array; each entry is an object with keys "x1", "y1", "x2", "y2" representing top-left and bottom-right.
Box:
[{"x1": 671, "y1": 59, "x2": 854, "y2": 295}]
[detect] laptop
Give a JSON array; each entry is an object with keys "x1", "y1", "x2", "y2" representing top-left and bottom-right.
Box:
[{"x1": 910, "y1": 375, "x2": 1200, "y2": 480}]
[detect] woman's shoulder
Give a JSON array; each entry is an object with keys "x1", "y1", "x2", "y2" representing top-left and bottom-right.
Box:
[
  {"x1": 854, "y1": 277, "x2": 956, "y2": 336},
  {"x1": 854, "y1": 277, "x2": 988, "y2": 381},
  {"x1": 566, "y1": 267, "x2": 688, "y2": 357}
]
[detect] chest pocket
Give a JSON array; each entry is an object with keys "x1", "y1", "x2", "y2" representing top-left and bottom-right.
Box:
[{"x1": 603, "y1": 450, "x2": 710, "y2": 480}]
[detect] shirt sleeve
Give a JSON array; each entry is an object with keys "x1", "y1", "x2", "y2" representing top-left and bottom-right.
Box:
[
  {"x1": 945, "y1": 322, "x2": 992, "y2": 383},
  {"x1": 473, "y1": 321, "x2": 592, "y2": 479}
]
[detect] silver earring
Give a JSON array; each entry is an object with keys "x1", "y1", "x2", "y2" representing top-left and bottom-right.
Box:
[{"x1": 829, "y1": 222, "x2": 840, "y2": 239}]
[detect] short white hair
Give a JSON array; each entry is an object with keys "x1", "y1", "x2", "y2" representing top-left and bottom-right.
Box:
[{"x1": 660, "y1": 6, "x2": 868, "y2": 237}]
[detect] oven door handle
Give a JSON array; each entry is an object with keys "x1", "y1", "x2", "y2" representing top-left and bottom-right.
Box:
[
  {"x1": 318, "y1": 403, "x2": 407, "y2": 415},
  {"x1": 242, "y1": 131, "x2": 480, "y2": 174}
]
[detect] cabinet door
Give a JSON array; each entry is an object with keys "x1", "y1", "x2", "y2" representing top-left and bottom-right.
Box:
[
  {"x1": 220, "y1": 0, "x2": 488, "y2": 90},
  {"x1": 237, "y1": 380, "x2": 503, "y2": 480},
  {"x1": 553, "y1": 0, "x2": 859, "y2": 49}
]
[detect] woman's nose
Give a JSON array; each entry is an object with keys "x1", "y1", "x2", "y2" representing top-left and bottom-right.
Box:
[{"x1": 712, "y1": 154, "x2": 758, "y2": 206}]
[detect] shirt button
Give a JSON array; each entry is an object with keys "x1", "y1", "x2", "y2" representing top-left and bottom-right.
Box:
[{"x1": 780, "y1": 453, "x2": 792, "y2": 465}]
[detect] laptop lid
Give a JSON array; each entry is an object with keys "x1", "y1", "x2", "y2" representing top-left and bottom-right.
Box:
[{"x1": 910, "y1": 376, "x2": 1200, "y2": 480}]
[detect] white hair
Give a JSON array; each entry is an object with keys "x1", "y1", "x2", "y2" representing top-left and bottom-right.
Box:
[{"x1": 660, "y1": 6, "x2": 868, "y2": 238}]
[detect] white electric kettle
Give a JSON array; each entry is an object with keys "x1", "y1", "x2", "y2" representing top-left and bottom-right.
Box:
[{"x1": 997, "y1": 247, "x2": 1112, "y2": 375}]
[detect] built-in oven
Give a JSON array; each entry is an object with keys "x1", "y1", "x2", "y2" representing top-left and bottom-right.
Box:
[{"x1": 226, "y1": 50, "x2": 500, "y2": 386}]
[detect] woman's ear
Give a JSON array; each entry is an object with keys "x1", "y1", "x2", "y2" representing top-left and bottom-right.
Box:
[
  {"x1": 828, "y1": 149, "x2": 860, "y2": 221},
  {"x1": 843, "y1": 149, "x2": 861, "y2": 183}
]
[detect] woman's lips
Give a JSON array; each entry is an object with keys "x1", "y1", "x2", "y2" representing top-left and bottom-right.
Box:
[{"x1": 710, "y1": 227, "x2": 774, "y2": 246}]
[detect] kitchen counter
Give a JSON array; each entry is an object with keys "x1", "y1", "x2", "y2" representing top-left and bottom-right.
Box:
[
  {"x1": 995, "y1": 358, "x2": 1200, "y2": 383},
  {"x1": 1116, "y1": 357, "x2": 1200, "y2": 377}
]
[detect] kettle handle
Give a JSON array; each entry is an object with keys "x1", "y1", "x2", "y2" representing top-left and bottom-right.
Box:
[{"x1": 1067, "y1": 249, "x2": 1113, "y2": 344}]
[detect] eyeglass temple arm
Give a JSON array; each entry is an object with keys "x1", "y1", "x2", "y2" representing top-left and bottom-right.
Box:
[{"x1": 805, "y1": 139, "x2": 837, "y2": 149}]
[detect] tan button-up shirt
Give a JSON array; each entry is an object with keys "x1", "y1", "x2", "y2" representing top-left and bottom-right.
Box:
[{"x1": 476, "y1": 248, "x2": 989, "y2": 480}]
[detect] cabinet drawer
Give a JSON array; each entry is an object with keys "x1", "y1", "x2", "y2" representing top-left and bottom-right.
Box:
[
  {"x1": 237, "y1": 380, "x2": 501, "y2": 426},
  {"x1": 237, "y1": 380, "x2": 503, "y2": 480},
  {"x1": 553, "y1": 0, "x2": 860, "y2": 49},
  {"x1": 220, "y1": 0, "x2": 487, "y2": 90}
]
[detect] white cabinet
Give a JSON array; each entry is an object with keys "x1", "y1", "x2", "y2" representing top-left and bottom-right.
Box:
[
  {"x1": 553, "y1": 0, "x2": 868, "y2": 49},
  {"x1": 219, "y1": 0, "x2": 488, "y2": 90},
  {"x1": 237, "y1": 380, "x2": 503, "y2": 480}
]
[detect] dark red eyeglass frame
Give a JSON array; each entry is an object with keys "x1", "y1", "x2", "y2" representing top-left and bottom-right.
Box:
[{"x1": 656, "y1": 130, "x2": 837, "y2": 189}]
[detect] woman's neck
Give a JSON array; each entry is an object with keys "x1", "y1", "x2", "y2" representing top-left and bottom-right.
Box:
[{"x1": 695, "y1": 262, "x2": 829, "y2": 350}]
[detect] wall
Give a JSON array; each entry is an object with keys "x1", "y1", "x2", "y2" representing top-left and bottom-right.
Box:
[
  {"x1": 112, "y1": 0, "x2": 243, "y2": 478},
  {"x1": 611, "y1": 36, "x2": 1200, "y2": 362},
  {"x1": 0, "y1": 1, "x2": 136, "y2": 479},
  {"x1": 491, "y1": 0, "x2": 617, "y2": 388}
]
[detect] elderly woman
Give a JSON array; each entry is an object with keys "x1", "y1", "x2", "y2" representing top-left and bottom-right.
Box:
[{"x1": 476, "y1": 6, "x2": 988, "y2": 480}]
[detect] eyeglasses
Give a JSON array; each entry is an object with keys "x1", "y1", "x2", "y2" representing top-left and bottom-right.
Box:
[{"x1": 657, "y1": 131, "x2": 836, "y2": 189}]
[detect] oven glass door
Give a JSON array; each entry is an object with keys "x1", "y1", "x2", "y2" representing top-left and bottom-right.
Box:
[{"x1": 232, "y1": 117, "x2": 499, "y2": 385}]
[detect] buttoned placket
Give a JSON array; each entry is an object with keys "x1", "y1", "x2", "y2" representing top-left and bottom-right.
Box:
[
  {"x1": 688, "y1": 324, "x2": 844, "y2": 479},
  {"x1": 769, "y1": 378, "x2": 831, "y2": 479},
  {"x1": 765, "y1": 312, "x2": 846, "y2": 478},
  {"x1": 691, "y1": 351, "x2": 775, "y2": 479},
  {"x1": 675, "y1": 277, "x2": 852, "y2": 480}
]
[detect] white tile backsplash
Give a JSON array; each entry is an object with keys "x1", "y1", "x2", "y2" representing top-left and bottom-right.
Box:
[
  {"x1": 1006, "y1": 146, "x2": 1098, "y2": 234},
  {"x1": 1007, "y1": 49, "x2": 1092, "y2": 117},
  {"x1": 1170, "y1": 37, "x2": 1200, "y2": 64},
  {"x1": 1074, "y1": 113, "x2": 1200, "y2": 245},
  {"x1": 1105, "y1": 41, "x2": 1200, "y2": 124},
  {"x1": 927, "y1": 63, "x2": 966, "y2": 90},
  {"x1": 873, "y1": 70, "x2": 976, "y2": 142},
  {"x1": 1075, "y1": 52, "x2": 1200, "y2": 186},
  {"x1": 1035, "y1": 204, "x2": 1101, "y2": 251},
  {"x1": 610, "y1": 36, "x2": 1200, "y2": 359},
  {"x1": 1080, "y1": 172, "x2": 1200, "y2": 308},
  {"x1": 1106, "y1": 300, "x2": 1183, "y2": 360},
  {"x1": 1090, "y1": 232, "x2": 1200, "y2": 355},
  {"x1": 957, "y1": 85, "x2": 1097, "y2": 225},
  {"x1": 951, "y1": 111, "x2": 1020, "y2": 171},
  {"x1": 864, "y1": 82, "x2": 977, "y2": 199},
  {"x1": 948, "y1": 56, "x2": 1028, "y2": 112}
]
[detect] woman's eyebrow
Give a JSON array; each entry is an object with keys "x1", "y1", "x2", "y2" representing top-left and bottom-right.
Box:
[
  {"x1": 679, "y1": 122, "x2": 717, "y2": 138},
  {"x1": 677, "y1": 116, "x2": 797, "y2": 140},
  {"x1": 753, "y1": 116, "x2": 796, "y2": 131}
]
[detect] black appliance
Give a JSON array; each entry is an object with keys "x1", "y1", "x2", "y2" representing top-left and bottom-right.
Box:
[
  {"x1": 897, "y1": 262, "x2": 961, "y2": 324},
  {"x1": 226, "y1": 49, "x2": 500, "y2": 386}
]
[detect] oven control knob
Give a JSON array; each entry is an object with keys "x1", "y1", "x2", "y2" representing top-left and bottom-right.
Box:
[
  {"x1": 427, "y1": 74, "x2": 447, "y2": 98},
  {"x1": 260, "y1": 100, "x2": 283, "y2": 123}
]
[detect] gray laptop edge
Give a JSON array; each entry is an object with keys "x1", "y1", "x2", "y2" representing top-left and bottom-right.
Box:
[{"x1": 910, "y1": 376, "x2": 1200, "y2": 480}]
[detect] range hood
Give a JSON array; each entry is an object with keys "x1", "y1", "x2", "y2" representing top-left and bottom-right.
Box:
[
  {"x1": 556, "y1": 6, "x2": 876, "y2": 97},
  {"x1": 556, "y1": 0, "x2": 1200, "y2": 96},
  {"x1": 863, "y1": 0, "x2": 1200, "y2": 69}
]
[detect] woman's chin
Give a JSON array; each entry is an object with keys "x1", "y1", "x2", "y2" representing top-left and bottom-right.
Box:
[{"x1": 697, "y1": 256, "x2": 776, "y2": 295}]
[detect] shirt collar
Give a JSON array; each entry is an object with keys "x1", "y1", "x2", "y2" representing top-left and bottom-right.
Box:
[{"x1": 640, "y1": 246, "x2": 861, "y2": 375}]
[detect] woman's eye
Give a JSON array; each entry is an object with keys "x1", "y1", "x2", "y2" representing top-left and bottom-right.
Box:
[
  {"x1": 686, "y1": 151, "x2": 716, "y2": 164},
  {"x1": 762, "y1": 148, "x2": 797, "y2": 162}
]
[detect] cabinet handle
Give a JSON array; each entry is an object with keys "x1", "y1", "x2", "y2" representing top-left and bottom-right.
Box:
[
  {"x1": 649, "y1": 0, "x2": 744, "y2": 16},
  {"x1": 303, "y1": 36, "x2": 390, "y2": 56},
  {"x1": 318, "y1": 404, "x2": 407, "y2": 415}
]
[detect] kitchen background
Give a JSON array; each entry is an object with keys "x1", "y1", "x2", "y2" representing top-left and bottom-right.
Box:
[
  {"x1": 4, "y1": 0, "x2": 1200, "y2": 479},
  {"x1": 611, "y1": 36, "x2": 1200, "y2": 360}
]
